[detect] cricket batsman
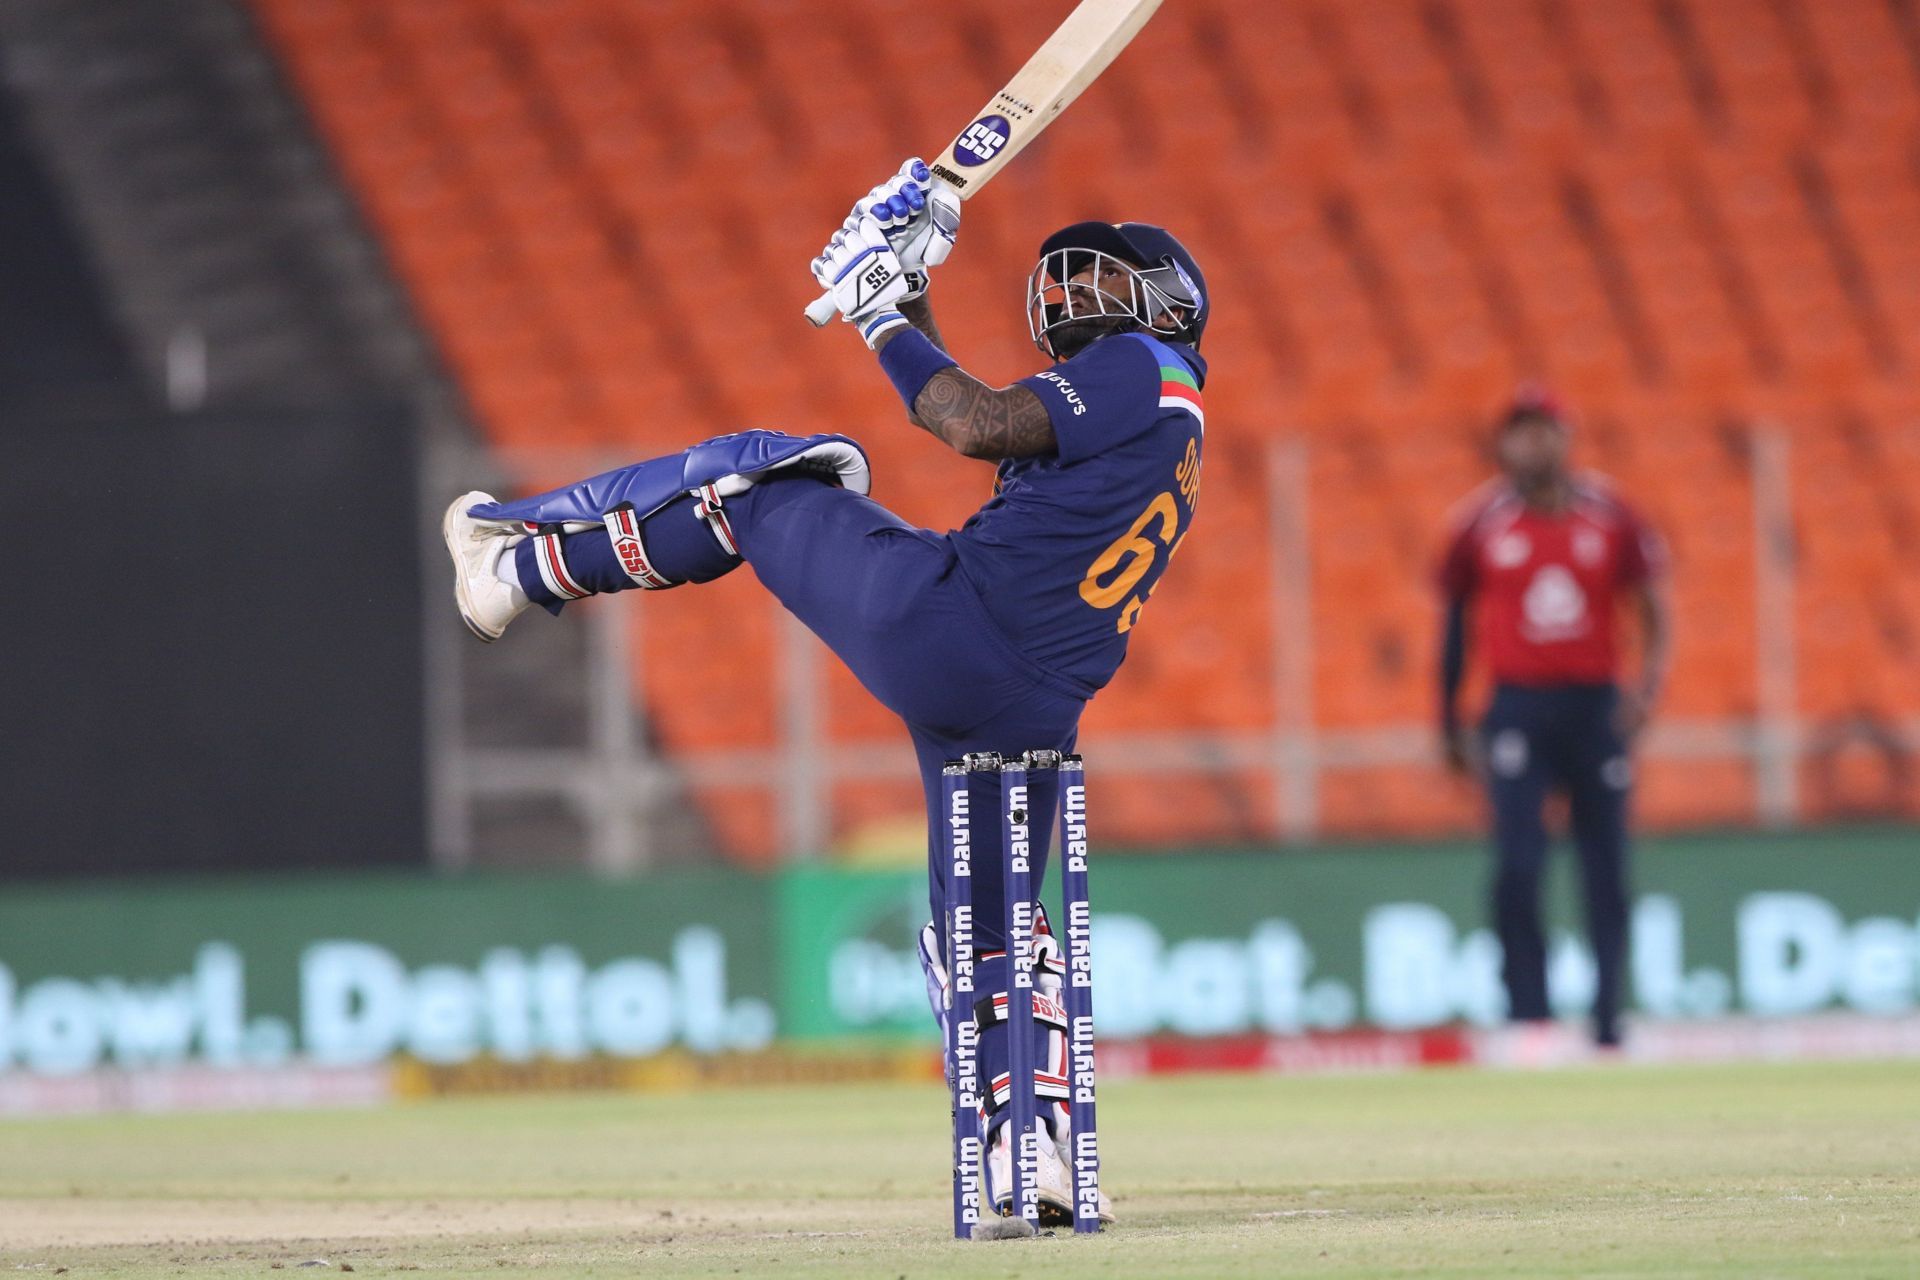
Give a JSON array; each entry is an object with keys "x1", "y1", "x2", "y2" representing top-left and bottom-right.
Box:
[{"x1": 441, "y1": 160, "x2": 1207, "y2": 1223}]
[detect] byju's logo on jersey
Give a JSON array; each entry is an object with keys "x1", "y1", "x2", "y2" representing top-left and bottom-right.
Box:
[
  {"x1": 953, "y1": 116, "x2": 1012, "y2": 166},
  {"x1": 1033, "y1": 370, "x2": 1086, "y2": 415}
]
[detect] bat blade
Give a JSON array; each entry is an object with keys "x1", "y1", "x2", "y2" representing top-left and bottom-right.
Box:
[
  {"x1": 805, "y1": 0, "x2": 1164, "y2": 327},
  {"x1": 928, "y1": 0, "x2": 1163, "y2": 199}
]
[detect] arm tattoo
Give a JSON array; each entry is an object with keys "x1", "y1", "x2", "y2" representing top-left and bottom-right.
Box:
[
  {"x1": 898, "y1": 296, "x2": 950, "y2": 353},
  {"x1": 895, "y1": 297, "x2": 948, "y2": 430},
  {"x1": 913, "y1": 367, "x2": 1057, "y2": 460}
]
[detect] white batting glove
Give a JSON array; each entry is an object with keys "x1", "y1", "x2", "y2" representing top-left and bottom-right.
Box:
[
  {"x1": 846, "y1": 158, "x2": 961, "y2": 301},
  {"x1": 811, "y1": 215, "x2": 914, "y2": 347}
]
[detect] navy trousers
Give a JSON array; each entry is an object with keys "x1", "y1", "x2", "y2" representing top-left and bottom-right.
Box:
[
  {"x1": 1480, "y1": 682, "x2": 1632, "y2": 1044},
  {"x1": 545, "y1": 470, "x2": 1081, "y2": 1126},
  {"x1": 725, "y1": 478, "x2": 1082, "y2": 1125},
  {"x1": 721, "y1": 478, "x2": 1087, "y2": 952}
]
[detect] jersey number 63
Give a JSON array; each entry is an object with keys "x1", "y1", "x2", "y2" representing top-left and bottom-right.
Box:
[
  {"x1": 1079, "y1": 442, "x2": 1200, "y2": 634},
  {"x1": 1079, "y1": 491, "x2": 1182, "y2": 634}
]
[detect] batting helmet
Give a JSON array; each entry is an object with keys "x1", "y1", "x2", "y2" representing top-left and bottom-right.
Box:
[{"x1": 1028, "y1": 221, "x2": 1209, "y2": 356}]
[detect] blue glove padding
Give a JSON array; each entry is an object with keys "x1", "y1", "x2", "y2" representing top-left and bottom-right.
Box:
[{"x1": 845, "y1": 159, "x2": 960, "y2": 301}]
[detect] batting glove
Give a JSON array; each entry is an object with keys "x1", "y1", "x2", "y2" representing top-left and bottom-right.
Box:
[
  {"x1": 811, "y1": 214, "x2": 914, "y2": 347},
  {"x1": 846, "y1": 158, "x2": 961, "y2": 302}
]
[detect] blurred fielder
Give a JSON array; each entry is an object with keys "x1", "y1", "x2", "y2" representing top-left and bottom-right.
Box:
[
  {"x1": 1437, "y1": 390, "x2": 1671, "y2": 1049},
  {"x1": 442, "y1": 161, "x2": 1207, "y2": 1222}
]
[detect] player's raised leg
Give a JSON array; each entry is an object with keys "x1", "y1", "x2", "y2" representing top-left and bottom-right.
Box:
[{"x1": 440, "y1": 430, "x2": 871, "y2": 642}]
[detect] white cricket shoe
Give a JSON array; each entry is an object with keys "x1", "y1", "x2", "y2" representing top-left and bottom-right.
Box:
[
  {"x1": 442, "y1": 491, "x2": 530, "y2": 642},
  {"x1": 984, "y1": 1116, "x2": 1074, "y2": 1226},
  {"x1": 1049, "y1": 1102, "x2": 1117, "y2": 1225}
]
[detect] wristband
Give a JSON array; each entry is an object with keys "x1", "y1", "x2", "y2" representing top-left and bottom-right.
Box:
[
  {"x1": 874, "y1": 326, "x2": 958, "y2": 411},
  {"x1": 858, "y1": 309, "x2": 911, "y2": 350}
]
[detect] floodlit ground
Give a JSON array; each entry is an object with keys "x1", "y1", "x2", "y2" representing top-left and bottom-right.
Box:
[{"x1": 2, "y1": 1061, "x2": 1917, "y2": 1278}]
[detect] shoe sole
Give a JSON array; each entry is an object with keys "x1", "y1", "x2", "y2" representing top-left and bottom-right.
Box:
[
  {"x1": 992, "y1": 1188, "x2": 1075, "y2": 1227},
  {"x1": 996, "y1": 1186, "x2": 1115, "y2": 1228},
  {"x1": 442, "y1": 492, "x2": 503, "y2": 643}
]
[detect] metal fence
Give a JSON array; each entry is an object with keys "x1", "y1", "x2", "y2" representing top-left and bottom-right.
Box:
[{"x1": 422, "y1": 431, "x2": 1918, "y2": 871}]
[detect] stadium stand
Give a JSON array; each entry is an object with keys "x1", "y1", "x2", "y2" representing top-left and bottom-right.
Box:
[{"x1": 250, "y1": 0, "x2": 1920, "y2": 855}]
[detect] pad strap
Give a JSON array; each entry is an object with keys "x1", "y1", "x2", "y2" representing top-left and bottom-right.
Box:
[
  {"x1": 975, "y1": 988, "x2": 1068, "y2": 1033},
  {"x1": 530, "y1": 531, "x2": 590, "y2": 602},
  {"x1": 990, "y1": 1072, "x2": 1071, "y2": 1106},
  {"x1": 602, "y1": 504, "x2": 674, "y2": 589},
  {"x1": 692, "y1": 484, "x2": 740, "y2": 557},
  {"x1": 989, "y1": 1007, "x2": 1072, "y2": 1107}
]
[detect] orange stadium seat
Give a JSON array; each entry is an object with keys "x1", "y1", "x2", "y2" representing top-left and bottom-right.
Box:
[{"x1": 250, "y1": 0, "x2": 1920, "y2": 853}]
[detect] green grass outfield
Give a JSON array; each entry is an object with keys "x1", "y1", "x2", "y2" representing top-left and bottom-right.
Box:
[{"x1": 3, "y1": 1062, "x2": 1917, "y2": 1278}]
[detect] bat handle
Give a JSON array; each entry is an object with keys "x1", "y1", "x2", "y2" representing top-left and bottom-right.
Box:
[{"x1": 804, "y1": 289, "x2": 837, "y2": 327}]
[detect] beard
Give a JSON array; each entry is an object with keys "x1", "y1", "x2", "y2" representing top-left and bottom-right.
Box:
[{"x1": 1046, "y1": 313, "x2": 1137, "y2": 359}]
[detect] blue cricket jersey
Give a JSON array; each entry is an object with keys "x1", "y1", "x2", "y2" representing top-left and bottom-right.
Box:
[{"x1": 950, "y1": 331, "x2": 1207, "y2": 694}]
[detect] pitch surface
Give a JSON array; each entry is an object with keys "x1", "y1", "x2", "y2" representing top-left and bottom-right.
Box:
[{"x1": 3, "y1": 1061, "x2": 1916, "y2": 1277}]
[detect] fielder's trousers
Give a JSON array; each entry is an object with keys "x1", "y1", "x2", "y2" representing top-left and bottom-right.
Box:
[{"x1": 1480, "y1": 682, "x2": 1632, "y2": 1045}]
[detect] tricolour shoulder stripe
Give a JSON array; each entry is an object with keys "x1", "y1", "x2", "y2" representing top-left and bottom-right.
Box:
[
  {"x1": 1126, "y1": 331, "x2": 1206, "y2": 430},
  {"x1": 1160, "y1": 393, "x2": 1204, "y2": 431}
]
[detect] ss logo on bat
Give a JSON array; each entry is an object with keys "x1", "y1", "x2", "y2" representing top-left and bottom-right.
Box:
[{"x1": 954, "y1": 116, "x2": 1011, "y2": 165}]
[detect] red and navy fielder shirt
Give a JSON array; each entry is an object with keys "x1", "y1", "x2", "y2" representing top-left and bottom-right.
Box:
[{"x1": 1437, "y1": 474, "x2": 1666, "y2": 687}]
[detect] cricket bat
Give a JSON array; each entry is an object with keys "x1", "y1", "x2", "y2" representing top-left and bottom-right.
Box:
[{"x1": 804, "y1": 0, "x2": 1164, "y2": 326}]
